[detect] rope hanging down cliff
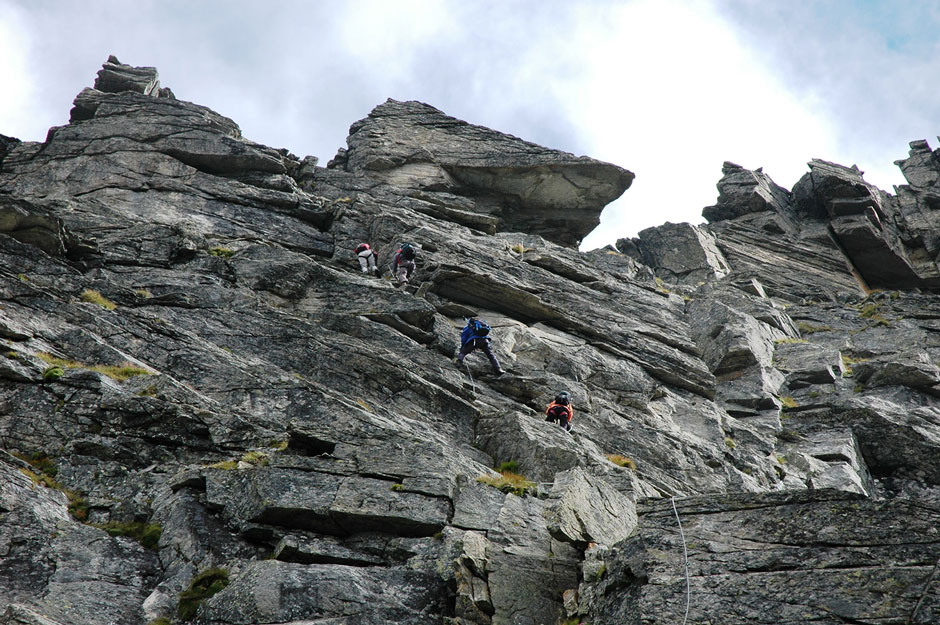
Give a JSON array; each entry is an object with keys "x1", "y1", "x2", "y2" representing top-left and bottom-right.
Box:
[{"x1": 671, "y1": 497, "x2": 691, "y2": 625}]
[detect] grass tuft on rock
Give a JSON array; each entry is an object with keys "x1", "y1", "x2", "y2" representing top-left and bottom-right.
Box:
[
  {"x1": 19, "y1": 458, "x2": 89, "y2": 521},
  {"x1": 178, "y1": 567, "x2": 229, "y2": 621},
  {"x1": 42, "y1": 366, "x2": 65, "y2": 381},
  {"x1": 797, "y1": 321, "x2": 832, "y2": 334},
  {"x1": 605, "y1": 453, "x2": 636, "y2": 470},
  {"x1": 37, "y1": 352, "x2": 83, "y2": 369},
  {"x1": 208, "y1": 246, "x2": 235, "y2": 258},
  {"x1": 12, "y1": 451, "x2": 59, "y2": 478},
  {"x1": 80, "y1": 288, "x2": 117, "y2": 310},
  {"x1": 37, "y1": 352, "x2": 153, "y2": 382},
  {"x1": 779, "y1": 396, "x2": 799, "y2": 410},
  {"x1": 477, "y1": 469, "x2": 536, "y2": 497},
  {"x1": 92, "y1": 520, "x2": 163, "y2": 549},
  {"x1": 89, "y1": 363, "x2": 152, "y2": 381}
]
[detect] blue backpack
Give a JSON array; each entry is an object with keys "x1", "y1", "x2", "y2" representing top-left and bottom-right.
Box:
[
  {"x1": 462, "y1": 318, "x2": 491, "y2": 345},
  {"x1": 470, "y1": 318, "x2": 490, "y2": 336}
]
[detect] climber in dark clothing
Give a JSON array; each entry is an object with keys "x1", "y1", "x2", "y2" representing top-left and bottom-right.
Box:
[
  {"x1": 392, "y1": 243, "x2": 417, "y2": 284},
  {"x1": 456, "y1": 317, "x2": 504, "y2": 375},
  {"x1": 545, "y1": 391, "x2": 573, "y2": 431}
]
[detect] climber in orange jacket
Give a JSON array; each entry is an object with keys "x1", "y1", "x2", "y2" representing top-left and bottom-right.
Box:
[{"x1": 545, "y1": 391, "x2": 573, "y2": 431}]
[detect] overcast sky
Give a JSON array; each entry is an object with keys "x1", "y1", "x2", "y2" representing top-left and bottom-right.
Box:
[{"x1": 2, "y1": 0, "x2": 938, "y2": 250}]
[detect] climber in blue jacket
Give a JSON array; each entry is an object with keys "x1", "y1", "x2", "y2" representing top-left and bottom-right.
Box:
[{"x1": 457, "y1": 317, "x2": 504, "y2": 375}]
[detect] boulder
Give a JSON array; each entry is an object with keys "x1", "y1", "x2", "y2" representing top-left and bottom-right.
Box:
[
  {"x1": 629, "y1": 221, "x2": 732, "y2": 284},
  {"x1": 543, "y1": 467, "x2": 637, "y2": 548},
  {"x1": 342, "y1": 99, "x2": 634, "y2": 246},
  {"x1": 702, "y1": 161, "x2": 793, "y2": 223}
]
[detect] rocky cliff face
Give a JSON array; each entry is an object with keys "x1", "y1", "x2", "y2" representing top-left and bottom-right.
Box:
[{"x1": 0, "y1": 57, "x2": 938, "y2": 625}]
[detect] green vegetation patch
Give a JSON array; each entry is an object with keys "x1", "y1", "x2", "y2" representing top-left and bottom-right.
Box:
[
  {"x1": 797, "y1": 321, "x2": 832, "y2": 335},
  {"x1": 208, "y1": 247, "x2": 235, "y2": 258},
  {"x1": 89, "y1": 363, "x2": 152, "y2": 381},
  {"x1": 840, "y1": 353, "x2": 870, "y2": 378},
  {"x1": 65, "y1": 489, "x2": 89, "y2": 521},
  {"x1": 779, "y1": 396, "x2": 799, "y2": 410},
  {"x1": 178, "y1": 567, "x2": 229, "y2": 621},
  {"x1": 857, "y1": 301, "x2": 892, "y2": 326},
  {"x1": 37, "y1": 352, "x2": 83, "y2": 369},
  {"x1": 36, "y1": 352, "x2": 152, "y2": 382},
  {"x1": 207, "y1": 450, "x2": 270, "y2": 470},
  {"x1": 80, "y1": 289, "x2": 117, "y2": 310},
  {"x1": 12, "y1": 451, "x2": 59, "y2": 479},
  {"x1": 206, "y1": 460, "x2": 238, "y2": 470},
  {"x1": 42, "y1": 366, "x2": 64, "y2": 381},
  {"x1": 92, "y1": 521, "x2": 163, "y2": 549}
]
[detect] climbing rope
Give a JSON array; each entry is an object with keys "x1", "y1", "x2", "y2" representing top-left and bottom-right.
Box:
[
  {"x1": 671, "y1": 496, "x2": 691, "y2": 625},
  {"x1": 462, "y1": 360, "x2": 476, "y2": 397}
]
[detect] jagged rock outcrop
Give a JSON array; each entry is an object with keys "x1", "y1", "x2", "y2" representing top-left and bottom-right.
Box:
[
  {"x1": 335, "y1": 98, "x2": 634, "y2": 247},
  {"x1": 1, "y1": 56, "x2": 938, "y2": 625}
]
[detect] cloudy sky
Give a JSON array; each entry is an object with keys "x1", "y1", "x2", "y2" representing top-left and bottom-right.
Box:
[{"x1": 2, "y1": 0, "x2": 938, "y2": 250}]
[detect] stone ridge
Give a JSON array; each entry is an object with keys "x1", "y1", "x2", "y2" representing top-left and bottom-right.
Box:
[
  {"x1": 337, "y1": 98, "x2": 634, "y2": 247},
  {"x1": 0, "y1": 56, "x2": 938, "y2": 625},
  {"x1": 628, "y1": 142, "x2": 940, "y2": 295}
]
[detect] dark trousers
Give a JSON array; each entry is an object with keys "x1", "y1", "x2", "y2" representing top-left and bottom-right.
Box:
[
  {"x1": 457, "y1": 338, "x2": 501, "y2": 372},
  {"x1": 545, "y1": 413, "x2": 571, "y2": 431}
]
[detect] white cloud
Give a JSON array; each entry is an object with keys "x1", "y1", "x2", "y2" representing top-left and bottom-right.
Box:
[
  {"x1": 2, "y1": 0, "x2": 934, "y2": 254},
  {"x1": 0, "y1": 2, "x2": 38, "y2": 138},
  {"x1": 575, "y1": 0, "x2": 842, "y2": 249}
]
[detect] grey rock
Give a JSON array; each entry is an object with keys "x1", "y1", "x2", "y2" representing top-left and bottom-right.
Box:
[
  {"x1": 774, "y1": 340, "x2": 845, "y2": 388},
  {"x1": 853, "y1": 351, "x2": 940, "y2": 390},
  {"x1": 543, "y1": 467, "x2": 637, "y2": 548},
  {"x1": 628, "y1": 221, "x2": 732, "y2": 284},
  {"x1": 703, "y1": 160, "x2": 793, "y2": 223},
  {"x1": 0, "y1": 454, "x2": 158, "y2": 625},
  {"x1": 199, "y1": 559, "x2": 448, "y2": 625},
  {"x1": 3, "y1": 56, "x2": 940, "y2": 625},
  {"x1": 0, "y1": 605, "x2": 68, "y2": 625},
  {"x1": 342, "y1": 99, "x2": 634, "y2": 247},
  {"x1": 582, "y1": 491, "x2": 940, "y2": 625}
]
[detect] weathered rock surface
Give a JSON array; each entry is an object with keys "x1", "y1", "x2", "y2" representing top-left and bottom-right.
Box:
[
  {"x1": 0, "y1": 56, "x2": 939, "y2": 625},
  {"x1": 580, "y1": 491, "x2": 940, "y2": 625},
  {"x1": 338, "y1": 98, "x2": 634, "y2": 247}
]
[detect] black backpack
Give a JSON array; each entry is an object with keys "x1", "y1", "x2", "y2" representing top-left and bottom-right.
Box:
[{"x1": 400, "y1": 243, "x2": 416, "y2": 260}]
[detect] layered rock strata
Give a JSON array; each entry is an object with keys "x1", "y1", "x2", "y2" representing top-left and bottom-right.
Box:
[{"x1": 0, "y1": 57, "x2": 938, "y2": 625}]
